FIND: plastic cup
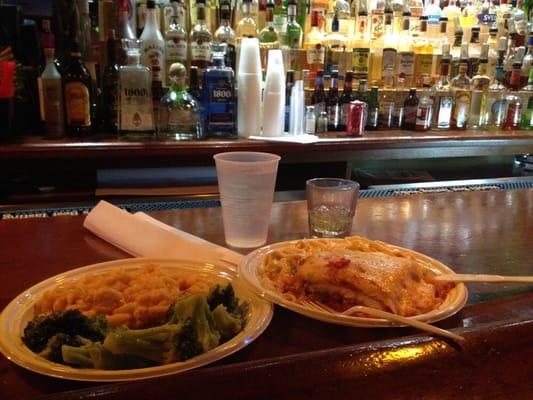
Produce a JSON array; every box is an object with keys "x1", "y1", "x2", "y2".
[
  {"x1": 306, "y1": 178, "x2": 360, "y2": 238},
  {"x1": 214, "y1": 152, "x2": 281, "y2": 248}
]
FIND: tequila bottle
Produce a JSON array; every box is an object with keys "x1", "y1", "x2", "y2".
[
  {"x1": 450, "y1": 61, "x2": 472, "y2": 130},
  {"x1": 432, "y1": 51, "x2": 453, "y2": 129},
  {"x1": 190, "y1": 0, "x2": 212, "y2": 77},
  {"x1": 484, "y1": 65, "x2": 508, "y2": 130},
  {"x1": 159, "y1": 62, "x2": 203, "y2": 139},
  {"x1": 165, "y1": 1, "x2": 188, "y2": 85},
  {"x1": 119, "y1": 43, "x2": 154, "y2": 136},
  {"x1": 214, "y1": 0, "x2": 237, "y2": 71},
  {"x1": 468, "y1": 44, "x2": 490, "y2": 128},
  {"x1": 202, "y1": 44, "x2": 236, "y2": 137}
]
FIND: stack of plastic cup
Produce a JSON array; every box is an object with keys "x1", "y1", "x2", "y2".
[
  {"x1": 237, "y1": 38, "x2": 262, "y2": 138},
  {"x1": 214, "y1": 152, "x2": 281, "y2": 248},
  {"x1": 262, "y1": 49, "x2": 285, "y2": 137}
]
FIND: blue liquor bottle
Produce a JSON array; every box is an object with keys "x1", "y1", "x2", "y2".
[{"x1": 202, "y1": 44, "x2": 236, "y2": 137}]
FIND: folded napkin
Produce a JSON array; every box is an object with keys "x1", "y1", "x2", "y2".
[{"x1": 83, "y1": 200, "x2": 243, "y2": 269}]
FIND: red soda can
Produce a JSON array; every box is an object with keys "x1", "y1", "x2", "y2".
[{"x1": 346, "y1": 100, "x2": 367, "y2": 137}]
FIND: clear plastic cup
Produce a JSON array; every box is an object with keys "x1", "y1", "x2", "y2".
[
  {"x1": 214, "y1": 152, "x2": 281, "y2": 248},
  {"x1": 306, "y1": 178, "x2": 360, "y2": 238}
]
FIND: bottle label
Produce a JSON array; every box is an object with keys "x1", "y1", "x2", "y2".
[
  {"x1": 416, "y1": 104, "x2": 432, "y2": 129},
  {"x1": 379, "y1": 101, "x2": 395, "y2": 127},
  {"x1": 370, "y1": 11, "x2": 384, "y2": 41},
  {"x1": 488, "y1": 98, "x2": 508, "y2": 126},
  {"x1": 42, "y1": 79, "x2": 64, "y2": 133},
  {"x1": 191, "y1": 40, "x2": 211, "y2": 62},
  {"x1": 64, "y1": 82, "x2": 91, "y2": 126},
  {"x1": 477, "y1": 12, "x2": 497, "y2": 25},
  {"x1": 382, "y1": 49, "x2": 397, "y2": 72},
  {"x1": 166, "y1": 37, "x2": 188, "y2": 62},
  {"x1": 505, "y1": 103, "x2": 524, "y2": 127},
  {"x1": 142, "y1": 42, "x2": 165, "y2": 83},
  {"x1": 414, "y1": 54, "x2": 433, "y2": 80},
  {"x1": 452, "y1": 90, "x2": 471, "y2": 128},
  {"x1": 397, "y1": 51, "x2": 415, "y2": 81},
  {"x1": 353, "y1": 48, "x2": 370, "y2": 76},
  {"x1": 307, "y1": 44, "x2": 325, "y2": 65},
  {"x1": 403, "y1": 105, "x2": 418, "y2": 125},
  {"x1": 367, "y1": 107, "x2": 379, "y2": 127},
  {"x1": 119, "y1": 85, "x2": 154, "y2": 131},
  {"x1": 273, "y1": 14, "x2": 287, "y2": 34},
  {"x1": 328, "y1": 104, "x2": 341, "y2": 127},
  {"x1": 436, "y1": 95, "x2": 453, "y2": 128}
]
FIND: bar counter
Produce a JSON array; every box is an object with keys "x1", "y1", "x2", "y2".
[{"x1": 1, "y1": 189, "x2": 533, "y2": 399}]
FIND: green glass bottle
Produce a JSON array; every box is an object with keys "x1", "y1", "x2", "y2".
[{"x1": 285, "y1": 0, "x2": 302, "y2": 49}]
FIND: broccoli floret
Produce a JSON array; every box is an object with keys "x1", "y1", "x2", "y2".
[
  {"x1": 38, "y1": 333, "x2": 83, "y2": 363},
  {"x1": 206, "y1": 284, "x2": 238, "y2": 313},
  {"x1": 103, "y1": 323, "x2": 184, "y2": 364},
  {"x1": 62, "y1": 337, "x2": 154, "y2": 370},
  {"x1": 22, "y1": 309, "x2": 108, "y2": 353},
  {"x1": 174, "y1": 319, "x2": 203, "y2": 361},
  {"x1": 211, "y1": 304, "x2": 244, "y2": 342},
  {"x1": 168, "y1": 294, "x2": 220, "y2": 353}
]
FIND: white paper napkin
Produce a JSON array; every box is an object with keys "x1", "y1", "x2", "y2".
[{"x1": 83, "y1": 200, "x2": 243, "y2": 269}]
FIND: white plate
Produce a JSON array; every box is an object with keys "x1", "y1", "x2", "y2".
[
  {"x1": 0, "y1": 258, "x2": 273, "y2": 382},
  {"x1": 239, "y1": 239, "x2": 468, "y2": 328}
]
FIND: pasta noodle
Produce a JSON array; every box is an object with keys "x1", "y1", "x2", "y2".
[
  {"x1": 34, "y1": 264, "x2": 214, "y2": 328},
  {"x1": 260, "y1": 236, "x2": 454, "y2": 317}
]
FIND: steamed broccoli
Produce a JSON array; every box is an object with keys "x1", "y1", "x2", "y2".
[
  {"x1": 211, "y1": 304, "x2": 244, "y2": 342},
  {"x1": 38, "y1": 333, "x2": 83, "y2": 363},
  {"x1": 62, "y1": 336, "x2": 154, "y2": 370},
  {"x1": 207, "y1": 284, "x2": 238, "y2": 313},
  {"x1": 22, "y1": 309, "x2": 108, "y2": 353}
]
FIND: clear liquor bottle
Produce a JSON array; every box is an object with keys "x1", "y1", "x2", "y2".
[
  {"x1": 237, "y1": 0, "x2": 259, "y2": 43},
  {"x1": 259, "y1": 0, "x2": 280, "y2": 67},
  {"x1": 190, "y1": 0, "x2": 213, "y2": 77},
  {"x1": 159, "y1": 62, "x2": 203, "y2": 139},
  {"x1": 432, "y1": 51, "x2": 453, "y2": 129},
  {"x1": 484, "y1": 65, "x2": 508, "y2": 130},
  {"x1": 468, "y1": 44, "x2": 491, "y2": 129},
  {"x1": 118, "y1": 42, "x2": 154, "y2": 136},
  {"x1": 140, "y1": 1, "x2": 165, "y2": 96},
  {"x1": 450, "y1": 61, "x2": 472, "y2": 130},
  {"x1": 503, "y1": 59, "x2": 525, "y2": 130},
  {"x1": 304, "y1": 11, "x2": 326, "y2": 74},
  {"x1": 415, "y1": 82, "x2": 433, "y2": 131},
  {"x1": 41, "y1": 46, "x2": 65, "y2": 137},
  {"x1": 214, "y1": 0, "x2": 237, "y2": 71},
  {"x1": 202, "y1": 44, "x2": 236, "y2": 137},
  {"x1": 165, "y1": 1, "x2": 188, "y2": 85}
]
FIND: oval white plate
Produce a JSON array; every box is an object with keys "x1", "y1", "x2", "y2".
[
  {"x1": 0, "y1": 258, "x2": 273, "y2": 382},
  {"x1": 239, "y1": 239, "x2": 468, "y2": 328}
]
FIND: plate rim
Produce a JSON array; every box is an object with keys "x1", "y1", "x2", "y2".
[
  {"x1": 0, "y1": 257, "x2": 273, "y2": 382},
  {"x1": 238, "y1": 238, "x2": 468, "y2": 328}
]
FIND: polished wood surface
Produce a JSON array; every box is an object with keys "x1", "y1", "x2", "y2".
[{"x1": 1, "y1": 190, "x2": 533, "y2": 399}]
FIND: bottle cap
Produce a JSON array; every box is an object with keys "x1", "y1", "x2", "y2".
[
  {"x1": 147, "y1": 0, "x2": 156, "y2": 9},
  {"x1": 498, "y1": 36, "x2": 508, "y2": 52}
]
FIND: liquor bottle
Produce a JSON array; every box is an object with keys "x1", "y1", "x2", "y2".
[
  {"x1": 311, "y1": 69, "x2": 327, "y2": 117},
  {"x1": 415, "y1": 83, "x2": 433, "y2": 131},
  {"x1": 450, "y1": 61, "x2": 472, "y2": 130},
  {"x1": 468, "y1": 44, "x2": 491, "y2": 129},
  {"x1": 118, "y1": 42, "x2": 154, "y2": 135},
  {"x1": 486, "y1": 26, "x2": 499, "y2": 79},
  {"x1": 505, "y1": 47, "x2": 526, "y2": 89},
  {"x1": 478, "y1": 0, "x2": 497, "y2": 41},
  {"x1": 237, "y1": 0, "x2": 259, "y2": 43},
  {"x1": 431, "y1": 16, "x2": 449, "y2": 79},
  {"x1": 41, "y1": 45, "x2": 65, "y2": 137},
  {"x1": 408, "y1": 0, "x2": 424, "y2": 38},
  {"x1": 103, "y1": 31, "x2": 120, "y2": 133},
  {"x1": 201, "y1": 43, "x2": 236, "y2": 137},
  {"x1": 165, "y1": 1, "x2": 188, "y2": 85},
  {"x1": 141, "y1": 0, "x2": 165, "y2": 114},
  {"x1": 370, "y1": 0, "x2": 385, "y2": 42},
  {"x1": 325, "y1": 12, "x2": 348, "y2": 74},
  {"x1": 401, "y1": 88, "x2": 418, "y2": 130},
  {"x1": 64, "y1": 41, "x2": 93, "y2": 136},
  {"x1": 259, "y1": 0, "x2": 280, "y2": 67},
  {"x1": 414, "y1": 16, "x2": 434, "y2": 87},
  {"x1": 484, "y1": 65, "x2": 508, "y2": 130},
  {"x1": 353, "y1": 0, "x2": 371, "y2": 80},
  {"x1": 339, "y1": 70, "x2": 355, "y2": 130},
  {"x1": 521, "y1": 32, "x2": 533, "y2": 87},
  {"x1": 327, "y1": 70, "x2": 342, "y2": 131},
  {"x1": 188, "y1": 66, "x2": 202, "y2": 101},
  {"x1": 118, "y1": 0, "x2": 137, "y2": 40},
  {"x1": 366, "y1": 86, "x2": 380, "y2": 130},
  {"x1": 396, "y1": 9, "x2": 415, "y2": 88},
  {"x1": 425, "y1": 0, "x2": 442, "y2": 40},
  {"x1": 381, "y1": 8, "x2": 397, "y2": 87},
  {"x1": 460, "y1": 0, "x2": 479, "y2": 42},
  {"x1": 432, "y1": 48, "x2": 453, "y2": 129},
  {"x1": 468, "y1": 26, "x2": 481, "y2": 76},
  {"x1": 503, "y1": 57, "x2": 525, "y2": 130},
  {"x1": 273, "y1": 0, "x2": 288, "y2": 44},
  {"x1": 190, "y1": 0, "x2": 212, "y2": 78},
  {"x1": 285, "y1": 0, "x2": 303, "y2": 49},
  {"x1": 214, "y1": 0, "x2": 237, "y2": 71},
  {"x1": 355, "y1": 78, "x2": 369, "y2": 104},
  {"x1": 441, "y1": 0, "x2": 461, "y2": 45},
  {"x1": 163, "y1": 0, "x2": 187, "y2": 35},
  {"x1": 520, "y1": 69, "x2": 533, "y2": 129},
  {"x1": 304, "y1": 11, "x2": 326, "y2": 74},
  {"x1": 379, "y1": 84, "x2": 396, "y2": 128},
  {"x1": 285, "y1": 69, "x2": 295, "y2": 131},
  {"x1": 159, "y1": 62, "x2": 203, "y2": 139},
  {"x1": 450, "y1": 24, "x2": 464, "y2": 77}
]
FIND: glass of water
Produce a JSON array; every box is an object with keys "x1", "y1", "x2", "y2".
[{"x1": 306, "y1": 178, "x2": 360, "y2": 238}]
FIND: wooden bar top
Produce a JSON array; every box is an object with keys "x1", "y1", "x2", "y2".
[
  {"x1": 1, "y1": 130, "x2": 532, "y2": 162},
  {"x1": 1, "y1": 189, "x2": 533, "y2": 399}
]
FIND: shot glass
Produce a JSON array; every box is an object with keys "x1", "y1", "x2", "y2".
[
  {"x1": 306, "y1": 178, "x2": 360, "y2": 238},
  {"x1": 214, "y1": 152, "x2": 281, "y2": 248}
]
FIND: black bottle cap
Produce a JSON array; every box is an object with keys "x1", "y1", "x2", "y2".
[{"x1": 147, "y1": 0, "x2": 156, "y2": 9}]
